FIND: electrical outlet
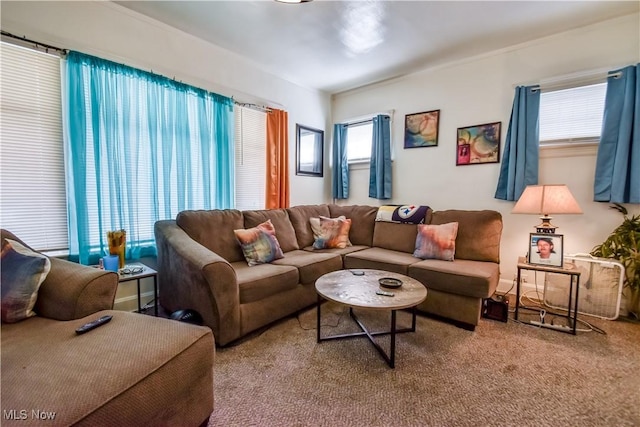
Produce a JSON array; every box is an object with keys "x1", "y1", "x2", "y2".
[{"x1": 521, "y1": 273, "x2": 528, "y2": 283}]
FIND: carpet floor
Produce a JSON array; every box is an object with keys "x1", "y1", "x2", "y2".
[{"x1": 207, "y1": 303, "x2": 640, "y2": 427}]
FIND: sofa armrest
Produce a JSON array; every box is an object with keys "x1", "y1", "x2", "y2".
[
  {"x1": 36, "y1": 257, "x2": 118, "y2": 320},
  {"x1": 155, "y1": 220, "x2": 240, "y2": 345}
]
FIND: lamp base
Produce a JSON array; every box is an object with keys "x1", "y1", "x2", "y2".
[{"x1": 535, "y1": 216, "x2": 557, "y2": 234}]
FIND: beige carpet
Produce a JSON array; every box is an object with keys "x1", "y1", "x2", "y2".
[{"x1": 207, "y1": 303, "x2": 640, "y2": 427}]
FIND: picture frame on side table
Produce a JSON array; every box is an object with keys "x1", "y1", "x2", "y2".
[
  {"x1": 456, "y1": 121, "x2": 501, "y2": 165},
  {"x1": 404, "y1": 110, "x2": 440, "y2": 148},
  {"x1": 528, "y1": 233, "x2": 564, "y2": 268}
]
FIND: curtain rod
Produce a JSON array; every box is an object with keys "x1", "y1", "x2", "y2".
[
  {"x1": 234, "y1": 101, "x2": 273, "y2": 113},
  {"x1": 520, "y1": 68, "x2": 624, "y2": 93},
  {"x1": 2, "y1": 31, "x2": 286, "y2": 112},
  {"x1": 1, "y1": 30, "x2": 68, "y2": 56}
]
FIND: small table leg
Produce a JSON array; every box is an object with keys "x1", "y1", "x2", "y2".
[
  {"x1": 316, "y1": 294, "x2": 322, "y2": 343},
  {"x1": 153, "y1": 275, "x2": 158, "y2": 317},
  {"x1": 137, "y1": 279, "x2": 142, "y2": 313}
]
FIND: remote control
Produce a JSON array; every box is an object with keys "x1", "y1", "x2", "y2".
[
  {"x1": 350, "y1": 270, "x2": 365, "y2": 276},
  {"x1": 75, "y1": 315, "x2": 113, "y2": 335},
  {"x1": 376, "y1": 290, "x2": 395, "y2": 297}
]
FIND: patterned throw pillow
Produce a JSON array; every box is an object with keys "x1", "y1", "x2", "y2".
[
  {"x1": 1, "y1": 238, "x2": 51, "y2": 323},
  {"x1": 310, "y1": 216, "x2": 352, "y2": 249},
  {"x1": 413, "y1": 222, "x2": 459, "y2": 261},
  {"x1": 234, "y1": 220, "x2": 284, "y2": 266},
  {"x1": 376, "y1": 205, "x2": 430, "y2": 224}
]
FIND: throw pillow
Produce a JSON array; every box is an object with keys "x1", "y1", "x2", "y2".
[
  {"x1": 376, "y1": 205, "x2": 430, "y2": 224},
  {"x1": 413, "y1": 222, "x2": 459, "y2": 261},
  {"x1": 1, "y1": 238, "x2": 51, "y2": 323},
  {"x1": 309, "y1": 216, "x2": 352, "y2": 249},
  {"x1": 234, "y1": 220, "x2": 284, "y2": 266}
]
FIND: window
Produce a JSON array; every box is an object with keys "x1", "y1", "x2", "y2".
[
  {"x1": 1, "y1": 41, "x2": 267, "y2": 257},
  {"x1": 539, "y1": 82, "x2": 607, "y2": 145},
  {"x1": 235, "y1": 106, "x2": 266, "y2": 210},
  {"x1": 0, "y1": 41, "x2": 68, "y2": 252},
  {"x1": 346, "y1": 120, "x2": 373, "y2": 163}
]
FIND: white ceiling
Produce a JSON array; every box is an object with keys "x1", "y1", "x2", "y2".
[{"x1": 115, "y1": 1, "x2": 639, "y2": 94}]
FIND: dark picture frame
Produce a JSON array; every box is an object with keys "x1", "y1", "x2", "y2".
[
  {"x1": 404, "y1": 110, "x2": 440, "y2": 148},
  {"x1": 456, "y1": 121, "x2": 501, "y2": 165},
  {"x1": 528, "y1": 233, "x2": 564, "y2": 268},
  {"x1": 296, "y1": 124, "x2": 324, "y2": 177}
]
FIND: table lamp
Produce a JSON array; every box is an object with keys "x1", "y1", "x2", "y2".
[{"x1": 512, "y1": 184, "x2": 583, "y2": 233}]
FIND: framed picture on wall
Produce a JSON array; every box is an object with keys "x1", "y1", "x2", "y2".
[
  {"x1": 296, "y1": 124, "x2": 324, "y2": 177},
  {"x1": 456, "y1": 121, "x2": 501, "y2": 165},
  {"x1": 404, "y1": 110, "x2": 440, "y2": 148},
  {"x1": 528, "y1": 233, "x2": 564, "y2": 268}
]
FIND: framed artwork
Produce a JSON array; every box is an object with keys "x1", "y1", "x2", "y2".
[
  {"x1": 404, "y1": 110, "x2": 440, "y2": 148},
  {"x1": 528, "y1": 233, "x2": 564, "y2": 268},
  {"x1": 296, "y1": 124, "x2": 324, "y2": 177},
  {"x1": 456, "y1": 121, "x2": 501, "y2": 165}
]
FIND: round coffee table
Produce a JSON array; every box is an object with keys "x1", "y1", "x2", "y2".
[{"x1": 315, "y1": 269, "x2": 427, "y2": 368}]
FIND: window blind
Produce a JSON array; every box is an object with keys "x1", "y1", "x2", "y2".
[
  {"x1": 346, "y1": 120, "x2": 373, "y2": 162},
  {"x1": 0, "y1": 42, "x2": 68, "y2": 251},
  {"x1": 235, "y1": 106, "x2": 266, "y2": 210},
  {"x1": 539, "y1": 83, "x2": 607, "y2": 144}
]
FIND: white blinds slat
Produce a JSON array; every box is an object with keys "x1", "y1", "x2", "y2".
[
  {"x1": 234, "y1": 106, "x2": 266, "y2": 211},
  {"x1": 0, "y1": 42, "x2": 68, "y2": 251},
  {"x1": 539, "y1": 83, "x2": 606, "y2": 143}
]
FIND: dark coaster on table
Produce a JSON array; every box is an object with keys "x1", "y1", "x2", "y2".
[{"x1": 379, "y1": 277, "x2": 403, "y2": 289}]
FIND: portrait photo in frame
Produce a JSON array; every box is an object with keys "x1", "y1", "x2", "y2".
[
  {"x1": 404, "y1": 110, "x2": 440, "y2": 148},
  {"x1": 528, "y1": 233, "x2": 564, "y2": 268},
  {"x1": 456, "y1": 121, "x2": 501, "y2": 165}
]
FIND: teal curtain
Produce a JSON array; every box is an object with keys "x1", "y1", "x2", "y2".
[
  {"x1": 594, "y1": 64, "x2": 640, "y2": 203},
  {"x1": 332, "y1": 123, "x2": 349, "y2": 199},
  {"x1": 369, "y1": 115, "x2": 392, "y2": 199},
  {"x1": 495, "y1": 86, "x2": 540, "y2": 201},
  {"x1": 64, "y1": 51, "x2": 234, "y2": 265}
]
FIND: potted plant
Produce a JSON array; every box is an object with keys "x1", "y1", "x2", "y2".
[{"x1": 591, "y1": 204, "x2": 640, "y2": 319}]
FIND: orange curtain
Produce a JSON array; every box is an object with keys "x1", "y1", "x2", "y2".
[{"x1": 265, "y1": 108, "x2": 290, "y2": 209}]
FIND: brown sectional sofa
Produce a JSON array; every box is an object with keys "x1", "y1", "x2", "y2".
[
  {"x1": 155, "y1": 204, "x2": 503, "y2": 346},
  {"x1": 1, "y1": 229, "x2": 214, "y2": 427}
]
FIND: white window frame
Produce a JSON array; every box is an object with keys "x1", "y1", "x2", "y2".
[
  {"x1": 346, "y1": 119, "x2": 374, "y2": 165},
  {"x1": 538, "y1": 78, "x2": 607, "y2": 154}
]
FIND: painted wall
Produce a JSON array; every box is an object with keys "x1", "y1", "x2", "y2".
[
  {"x1": 0, "y1": 0, "x2": 332, "y2": 206},
  {"x1": 332, "y1": 13, "x2": 640, "y2": 295}
]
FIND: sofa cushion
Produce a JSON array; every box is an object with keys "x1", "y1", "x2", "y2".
[
  {"x1": 287, "y1": 205, "x2": 331, "y2": 248},
  {"x1": 310, "y1": 216, "x2": 352, "y2": 249},
  {"x1": 273, "y1": 250, "x2": 343, "y2": 285},
  {"x1": 373, "y1": 222, "x2": 418, "y2": 253},
  {"x1": 408, "y1": 259, "x2": 500, "y2": 298},
  {"x1": 430, "y1": 210, "x2": 502, "y2": 263},
  {"x1": 344, "y1": 247, "x2": 419, "y2": 275},
  {"x1": 176, "y1": 209, "x2": 245, "y2": 263},
  {"x1": 234, "y1": 220, "x2": 285, "y2": 266},
  {"x1": 232, "y1": 261, "x2": 300, "y2": 304},
  {"x1": 1, "y1": 238, "x2": 51, "y2": 323},
  {"x1": 243, "y1": 209, "x2": 299, "y2": 253},
  {"x1": 1, "y1": 311, "x2": 214, "y2": 426},
  {"x1": 303, "y1": 245, "x2": 369, "y2": 257},
  {"x1": 328, "y1": 204, "x2": 378, "y2": 246},
  {"x1": 413, "y1": 222, "x2": 459, "y2": 261}
]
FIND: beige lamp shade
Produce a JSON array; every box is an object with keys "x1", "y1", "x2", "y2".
[{"x1": 512, "y1": 184, "x2": 582, "y2": 232}]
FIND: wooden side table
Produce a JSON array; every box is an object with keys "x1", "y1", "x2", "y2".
[
  {"x1": 515, "y1": 256, "x2": 581, "y2": 334},
  {"x1": 118, "y1": 263, "x2": 158, "y2": 316}
]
